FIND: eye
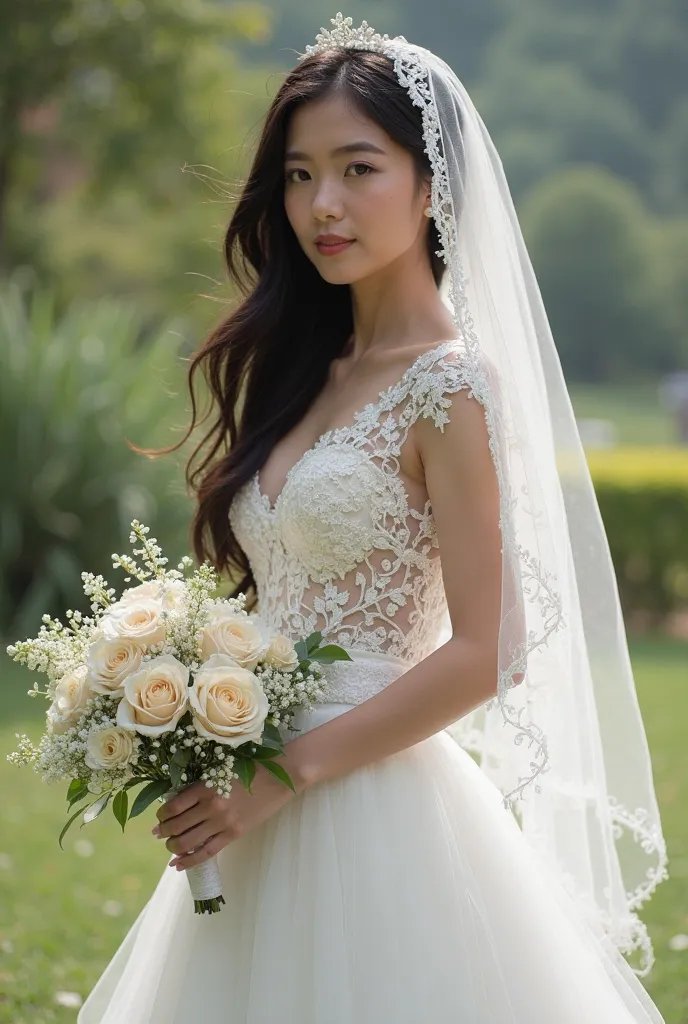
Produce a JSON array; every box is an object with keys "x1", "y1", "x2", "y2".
[
  {"x1": 284, "y1": 168, "x2": 310, "y2": 183},
  {"x1": 346, "y1": 162, "x2": 374, "y2": 177}
]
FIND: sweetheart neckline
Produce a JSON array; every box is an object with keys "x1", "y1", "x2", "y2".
[{"x1": 254, "y1": 338, "x2": 460, "y2": 515}]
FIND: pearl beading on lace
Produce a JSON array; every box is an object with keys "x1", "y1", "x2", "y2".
[{"x1": 300, "y1": 12, "x2": 406, "y2": 60}]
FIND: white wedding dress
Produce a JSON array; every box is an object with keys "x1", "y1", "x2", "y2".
[{"x1": 79, "y1": 340, "x2": 666, "y2": 1023}]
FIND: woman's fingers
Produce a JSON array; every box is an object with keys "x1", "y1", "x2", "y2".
[
  {"x1": 164, "y1": 820, "x2": 220, "y2": 856},
  {"x1": 155, "y1": 781, "x2": 205, "y2": 822},
  {"x1": 153, "y1": 803, "x2": 207, "y2": 840},
  {"x1": 169, "y1": 832, "x2": 226, "y2": 870}
]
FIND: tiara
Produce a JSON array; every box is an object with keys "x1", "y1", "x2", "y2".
[{"x1": 300, "y1": 11, "x2": 406, "y2": 60}]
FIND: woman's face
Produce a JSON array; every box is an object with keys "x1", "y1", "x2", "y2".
[{"x1": 283, "y1": 91, "x2": 430, "y2": 285}]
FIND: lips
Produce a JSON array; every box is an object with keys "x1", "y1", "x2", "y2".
[{"x1": 315, "y1": 235, "x2": 355, "y2": 256}]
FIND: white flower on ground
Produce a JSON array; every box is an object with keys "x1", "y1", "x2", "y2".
[
  {"x1": 116, "y1": 654, "x2": 189, "y2": 735},
  {"x1": 200, "y1": 607, "x2": 270, "y2": 669},
  {"x1": 87, "y1": 635, "x2": 144, "y2": 695},
  {"x1": 85, "y1": 726, "x2": 136, "y2": 770},
  {"x1": 100, "y1": 598, "x2": 166, "y2": 649},
  {"x1": 263, "y1": 633, "x2": 300, "y2": 672},
  {"x1": 54, "y1": 991, "x2": 83, "y2": 1009},
  {"x1": 190, "y1": 654, "x2": 268, "y2": 746},
  {"x1": 47, "y1": 665, "x2": 92, "y2": 734}
]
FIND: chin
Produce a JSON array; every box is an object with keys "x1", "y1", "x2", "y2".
[
  {"x1": 314, "y1": 258, "x2": 379, "y2": 287},
  {"x1": 314, "y1": 264, "x2": 357, "y2": 285}
]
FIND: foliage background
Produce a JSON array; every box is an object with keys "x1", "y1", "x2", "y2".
[{"x1": 1, "y1": 0, "x2": 687, "y2": 1020}]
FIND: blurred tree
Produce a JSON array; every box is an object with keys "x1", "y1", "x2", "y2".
[
  {"x1": 493, "y1": 0, "x2": 688, "y2": 213},
  {"x1": 242, "y1": 0, "x2": 504, "y2": 85},
  {"x1": 474, "y1": 56, "x2": 652, "y2": 201},
  {"x1": 10, "y1": 53, "x2": 275, "y2": 332},
  {"x1": 0, "y1": 0, "x2": 270, "y2": 272},
  {"x1": 520, "y1": 167, "x2": 679, "y2": 382},
  {"x1": 650, "y1": 218, "x2": 688, "y2": 369}
]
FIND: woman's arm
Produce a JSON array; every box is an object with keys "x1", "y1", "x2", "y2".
[
  {"x1": 158, "y1": 386, "x2": 505, "y2": 869},
  {"x1": 283, "y1": 386, "x2": 504, "y2": 792}
]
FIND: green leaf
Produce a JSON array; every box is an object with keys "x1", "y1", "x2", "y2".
[
  {"x1": 305, "y1": 630, "x2": 323, "y2": 653},
  {"x1": 67, "y1": 779, "x2": 89, "y2": 806},
  {"x1": 171, "y1": 746, "x2": 192, "y2": 767},
  {"x1": 129, "y1": 779, "x2": 170, "y2": 819},
  {"x1": 262, "y1": 719, "x2": 283, "y2": 745},
  {"x1": 251, "y1": 744, "x2": 283, "y2": 760},
  {"x1": 112, "y1": 789, "x2": 129, "y2": 832},
  {"x1": 306, "y1": 644, "x2": 353, "y2": 664},
  {"x1": 82, "y1": 791, "x2": 111, "y2": 825},
  {"x1": 233, "y1": 757, "x2": 256, "y2": 793},
  {"x1": 58, "y1": 804, "x2": 89, "y2": 850},
  {"x1": 293, "y1": 640, "x2": 308, "y2": 663},
  {"x1": 260, "y1": 759, "x2": 296, "y2": 792},
  {"x1": 169, "y1": 759, "x2": 184, "y2": 790},
  {"x1": 256, "y1": 735, "x2": 282, "y2": 751}
]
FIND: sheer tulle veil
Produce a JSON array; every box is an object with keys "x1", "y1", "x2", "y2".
[{"x1": 299, "y1": 13, "x2": 668, "y2": 976}]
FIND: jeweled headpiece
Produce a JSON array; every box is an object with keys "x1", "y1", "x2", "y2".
[{"x1": 299, "y1": 11, "x2": 406, "y2": 60}]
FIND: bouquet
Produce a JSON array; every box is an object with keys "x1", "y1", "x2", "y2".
[{"x1": 7, "y1": 520, "x2": 352, "y2": 913}]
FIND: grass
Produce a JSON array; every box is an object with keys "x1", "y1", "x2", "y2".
[
  {"x1": 1, "y1": 639, "x2": 687, "y2": 1022},
  {"x1": 568, "y1": 381, "x2": 679, "y2": 446}
]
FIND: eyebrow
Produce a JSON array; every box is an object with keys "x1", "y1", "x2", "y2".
[{"x1": 284, "y1": 140, "x2": 387, "y2": 161}]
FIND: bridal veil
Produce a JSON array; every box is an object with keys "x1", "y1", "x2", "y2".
[{"x1": 299, "y1": 13, "x2": 668, "y2": 977}]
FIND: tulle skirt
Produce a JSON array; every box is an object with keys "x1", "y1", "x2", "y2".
[{"x1": 78, "y1": 652, "x2": 665, "y2": 1023}]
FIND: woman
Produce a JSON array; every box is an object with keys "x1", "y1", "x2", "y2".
[{"x1": 79, "y1": 14, "x2": 669, "y2": 1023}]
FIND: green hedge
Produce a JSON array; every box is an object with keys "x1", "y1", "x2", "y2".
[{"x1": 587, "y1": 448, "x2": 688, "y2": 625}]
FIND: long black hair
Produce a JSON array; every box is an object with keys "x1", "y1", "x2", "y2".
[{"x1": 168, "y1": 48, "x2": 447, "y2": 602}]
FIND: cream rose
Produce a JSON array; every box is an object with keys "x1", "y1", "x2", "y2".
[
  {"x1": 116, "y1": 654, "x2": 189, "y2": 736},
  {"x1": 263, "y1": 633, "x2": 300, "y2": 672},
  {"x1": 47, "y1": 665, "x2": 92, "y2": 734},
  {"x1": 101, "y1": 598, "x2": 166, "y2": 650},
  {"x1": 87, "y1": 635, "x2": 144, "y2": 695},
  {"x1": 120, "y1": 579, "x2": 185, "y2": 613},
  {"x1": 85, "y1": 727, "x2": 136, "y2": 770},
  {"x1": 189, "y1": 654, "x2": 269, "y2": 746},
  {"x1": 200, "y1": 608, "x2": 269, "y2": 670}
]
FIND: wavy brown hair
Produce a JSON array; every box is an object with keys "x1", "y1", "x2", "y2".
[{"x1": 161, "y1": 49, "x2": 448, "y2": 604}]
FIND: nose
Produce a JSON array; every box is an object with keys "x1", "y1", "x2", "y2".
[{"x1": 311, "y1": 176, "x2": 344, "y2": 222}]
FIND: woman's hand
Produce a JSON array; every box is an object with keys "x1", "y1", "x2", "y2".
[{"x1": 152, "y1": 761, "x2": 302, "y2": 871}]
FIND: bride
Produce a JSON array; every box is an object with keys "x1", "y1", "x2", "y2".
[{"x1": 79, "y1": 13, "x2": 669, "y2": 1023}]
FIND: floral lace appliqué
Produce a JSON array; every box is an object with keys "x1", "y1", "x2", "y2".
[{"x1": 230, "y1": 340, "x2": 473, "y2": 674}]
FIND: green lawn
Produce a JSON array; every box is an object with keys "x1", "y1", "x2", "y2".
[
  {"x1": 568, "y1": 381, "x2": 679, "y2": 446},
  {"x1": 1, "y1": 639, "x2": 687, "y2": 1023}
]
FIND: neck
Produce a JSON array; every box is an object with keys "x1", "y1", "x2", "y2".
[{"x1": 347, "y1": 243, "x2": 455, "y2": 361}]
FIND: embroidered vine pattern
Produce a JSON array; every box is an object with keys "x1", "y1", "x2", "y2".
[{"x1": 231, "y1": 341, "x2": 468, "y2": 674}]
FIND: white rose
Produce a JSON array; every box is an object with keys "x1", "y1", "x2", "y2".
[
  {"x1": 200, "y1": 608, "x2": 269, "y2": 670},
  {"x1": 87, "y1": 635, "x2": 144, "y2": 695},
  {"x1": 116, "y1": 654, "x2": 189, "y2": 736},
  {"x1": 120, "y1": 579, "x2": 185, "y2": 613},
  {"x1": 47, "y1": 665, "x2": 92, "y2": 734},
  {"x1": 101, "y1": 598, "x2": 166, "y2": 650},
  {"x1": 263, "y1": 634, "x2": 299, "y2": 672},
  {"x1": 85, "y1": 727, "x2": 135, "y2": 770},
  {"x1": 189, "y1": 654, "x2": 269, "y2": 747}
]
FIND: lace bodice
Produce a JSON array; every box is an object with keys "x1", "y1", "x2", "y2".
[{"x1": 229, "y1": 339, "x2": 475, "y2": 700}]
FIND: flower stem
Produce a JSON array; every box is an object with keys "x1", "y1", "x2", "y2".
[{"x1": 194, "y1": 896, "x2": 226, "y2": 914}]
